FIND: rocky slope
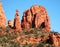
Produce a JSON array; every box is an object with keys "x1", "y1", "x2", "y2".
[{"x1": 0, "y1": 27, "x2": 60, "y2": 47}]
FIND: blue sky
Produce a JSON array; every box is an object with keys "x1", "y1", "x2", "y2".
[{"x1": 1, "y1": 0, "x2": 60, "y2": 33}]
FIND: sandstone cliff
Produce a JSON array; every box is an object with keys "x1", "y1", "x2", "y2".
[{"x1": 21, "y1": 5, "x2": 50, "y2": 32}]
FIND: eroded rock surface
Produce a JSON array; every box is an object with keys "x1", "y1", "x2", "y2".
[
  {"x1": 50, "y1": 34, "x2": 59, "y2": 47},
  {"x1": 0, "y1": 2, "x2": 6, "y2": 28},
  {"x1": 21, "y1": 5, "x2": 50, "y2": 32},
  {"x1": 14, "y1": 9, "x2": 22, "y2": 31}
]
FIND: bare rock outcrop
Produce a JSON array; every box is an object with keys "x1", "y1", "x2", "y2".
[
  {"x1": 21, "y1": 5, "x2": 50, "y2": 32},
  {"x1": 21, "y1": 9, "x2": 32, "y2": 30},
  {"x1": 8, "y1": 20, "x2": 14, "y2": 27},
  {"x1": 50, "y1": 34, "x2": 59, "y2": 47},
  {"x1": 54, "y1": 33, "x2": 60, "y2": 46},
  {"x1": 0, "y1": 2, "x2": 6, "y2": 28},
  {"x1": 14, "y1": 9, "x2": 22, "y2": 31}
]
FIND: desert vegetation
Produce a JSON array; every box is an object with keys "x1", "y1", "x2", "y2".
[{"x1": 0, "y1": 26, "x2": 58, "y2": 47}]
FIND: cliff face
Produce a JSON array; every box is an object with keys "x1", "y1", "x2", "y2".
[
  {"x1": 0, "y1": 2, "x2": 6, "y2": 28},
  {"x1": 14, "y1": 9, "x2": 22, "y2": 31},
  {"x1": 21, "y1": 5, "x2": 50, "y2": 32}
]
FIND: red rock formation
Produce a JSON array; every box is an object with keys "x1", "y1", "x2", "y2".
[
  {"x1": 14, "y1": 9, "x2": 22, "y2": 31},
  {"x1": 55, "y1": 33, "x2": 60, "y2": 46},
  {"x1": 21, "y1": 9, "x2": 32, "y2": 29},
  {"x1": 0, "y1": 2, "x2": 6, "y2": 28},
  {"x1": 21, "y1": 5, "x2": 50, "y2": 32},
  {"x1": 50, "y1": 34, "x2": 59, "y2": 47},
  {"x1": 8, "y1": 20, "x2": 14, "y2": 27}
]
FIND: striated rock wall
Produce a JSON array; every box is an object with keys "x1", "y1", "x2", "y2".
[
  {"x1": 21, "y1": 5, "x2": 50, "y2": 32},
  {"x1": 21, "y1": 9, "x2": 32, "y2": 29}
]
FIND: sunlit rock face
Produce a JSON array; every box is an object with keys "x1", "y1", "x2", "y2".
[
  {"x1": 14, "y1": 9, "x2": 22, "y2": 31},
  {"x1": 21, "y1": 5, "x2": 50, "y2": 32},
  {"x1": 0, "y1": 2, "x2": 6, "y2": 28},
  {"x1": 21, "y1": 9, "x2": 32, "y2": 30}
]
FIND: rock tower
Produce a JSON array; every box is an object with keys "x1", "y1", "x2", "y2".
[
  {"x1": 14, "y1": 9, "x2": 22, "y2": 31},
  {"x1": 0, "y1": 2, "x2": 6, "y2": 28}
]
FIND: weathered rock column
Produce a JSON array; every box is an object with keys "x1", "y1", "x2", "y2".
[
  {"x1": 14, "y1": 9, "x2": 22, "y2": 31},
  {"x1": 0, "y1": 2, "x2": 6, "y2": 28}
]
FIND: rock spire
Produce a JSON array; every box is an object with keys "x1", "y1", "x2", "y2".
[
  {"x1": 14, "y1": 9, "x2": 22, "y2": 31},
  {"x1": 0, "y1": 2, "x2": 6, "y2": 28}
]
